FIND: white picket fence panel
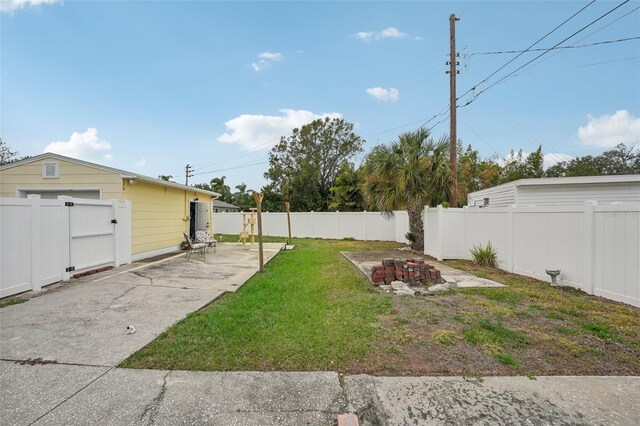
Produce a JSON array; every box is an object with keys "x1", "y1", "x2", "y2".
[
  {"x1": 0, "y1": 195, "x2": 132, "y2": 298},
  {"x1": 423, "y1": 202, "x2": 640, "y2": 307},
  {"x1": 213, "y1": 211, "x2": 410, "y2": 243}
]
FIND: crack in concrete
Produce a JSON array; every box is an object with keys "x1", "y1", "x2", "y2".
[
  {"x1": 131, "y1": 271, "x2": 154, "y2": 286},
  {"x1": 0, "y1": 358, "x2": 112, "y2": 368},
  {"x1": 139, "y1": 370, "x2": 171, "y2": 425},
  {"x1": 102, "y1": 285, "x2": 139, "y2": 313},
  {"x1": 27, "y1": 366, "x2": 114, "y2": 426}
]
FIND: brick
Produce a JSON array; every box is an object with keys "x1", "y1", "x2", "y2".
[{"x1": 338, "y1": 414, "x2": 360, "y2": 426}]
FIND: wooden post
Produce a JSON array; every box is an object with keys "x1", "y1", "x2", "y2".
[
  {"x1": 253, "y1": 192, "x2": 265, "y2": 272},
  {"x1": 285, "y1": 201, "x2": 292, "y2": 245}
]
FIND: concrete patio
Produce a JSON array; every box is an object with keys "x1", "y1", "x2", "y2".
[{"x1": 0, "y1": 242, "x2": 284, "y2": 366}]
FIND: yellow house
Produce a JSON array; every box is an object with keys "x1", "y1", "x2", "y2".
[{"x1": 0, "y1": 153, "x2": 219, "y2": 261}]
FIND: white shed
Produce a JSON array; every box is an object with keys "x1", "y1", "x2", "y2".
[{"x1": 467, "y1": 175, "x2": 640, "y2": 207}]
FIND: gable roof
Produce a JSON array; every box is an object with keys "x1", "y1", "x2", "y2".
[
  {"x1": 213, "y1": 199, "x2": 240, "y2": 209},
  {"x1": 0, "y1": 153, "x2": 220, "y2": 197}
]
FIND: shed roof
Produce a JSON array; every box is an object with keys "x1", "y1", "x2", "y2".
[
  {"x1": 0, "y1": 153, "x2": 220, "y2": 197},
  {"x1": 212, "y1": 199, "x2": 240, "y2": 209},
  {"x1": 469, "y1": 174, "x2": 640, "y2": 197}
]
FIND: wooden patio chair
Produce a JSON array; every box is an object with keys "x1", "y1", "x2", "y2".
[
  {"x1": 195, "y1": 230, "x2": 217, "y2": 253},
  {"x1": 183, "y1": 232, "x2": 207, "y2": 261}
]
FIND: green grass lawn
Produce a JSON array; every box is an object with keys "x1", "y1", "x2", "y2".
[
  {"x1": 121, "y1": 237, "x2": 400, "y2": 371},
  {"x1": 121, "y1": 237, "x2": 640, "y2": 376}
]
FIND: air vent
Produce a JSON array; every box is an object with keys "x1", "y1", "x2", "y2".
[{"x1": 42, "y1": 162, "x2": 59, "y2": 179}]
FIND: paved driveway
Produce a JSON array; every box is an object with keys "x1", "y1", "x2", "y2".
[{"x1": 0, "y1": 243, "x2": 283, "y2": 367}]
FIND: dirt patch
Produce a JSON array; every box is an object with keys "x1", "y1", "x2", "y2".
[{"x1": 341, "y1": 259, "x2": 640, "y2": 377}]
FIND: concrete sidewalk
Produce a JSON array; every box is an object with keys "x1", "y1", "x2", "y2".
[{"x1": 2, "y1": 362, "x2": 638, "y2": 425}]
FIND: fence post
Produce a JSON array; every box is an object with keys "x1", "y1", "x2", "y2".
[
  {"x1": 335, "y1": 210, "x2": 339, "y2": 239},
  {"x1": 59, "y1": 196, "x2": 72, "y2": 281},
  {"x1": 363, "y1": 211, "x2": 368, "y2": 241},
  {"x1": 436, "y1": 205, "x2": 444, "y2": 261},
  {"x1": 27, "y1": 195, "x2": 42, "y2": 292},
  {"x1": 583, "y1": 201, "x2": 597, "y2": 294},
  {"x1": 508, "y1": 205, "x2": 515, "y2": 272},
  {"x1": 110, "y1": 199, "x2": 120, "y2": 267},
  {"x1": 423, "y1": 206, "x2": 428, "y2": 254},
  {"x1": 310, "y1": 211, "x2": 315, "y2": 238}
]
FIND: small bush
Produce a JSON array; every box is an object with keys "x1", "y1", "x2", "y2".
[
  {"x1": 470, "y1": 242, "x2": 498, "y2": 268},
  {"x1": 405, "y1": 232, "x2": 417, "y2": 245}
]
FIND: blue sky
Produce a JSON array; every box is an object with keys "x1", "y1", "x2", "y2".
[{"x1": 2, "y1": 0, "x2": 639, "y2": 190}]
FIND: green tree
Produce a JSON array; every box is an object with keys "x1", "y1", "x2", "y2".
[
  {"x1": 232, "y1": 183, "x2": 254, "y2": 211},
  {"x1": 265, "y1": 117, "x2": 365, "y2": 211},
  {"x1": 260, "y1": 183, "x2": 285, "y2": 212},
  {"x1": 501, "y1": 145, "x2": 544, "y2": 183},
  {"x1": 158, "y1": 175, "x2": 173, "y2": 181},
  {"x1": 329, "y1": 162, "x2": 366, "y2": 211},
  {"x1": 0, "y1": 139, "x2": 24, "y2": 165},
  {"x1": 363, "y1": 128, "x2": 449, "y2": 251},
  {"x1": 545, "y1": 144, "x2": 639, "y2": 177},
  {"x1": 209, "y1": 176, "x2": 233, "y2": 202}
]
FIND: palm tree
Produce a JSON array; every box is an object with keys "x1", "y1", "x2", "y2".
[
  {"x1": 158, "y1": 175, "x2": 173, "y2": 181},
  {"x1": 363, "y1": 128, "x2": 450, "y2": 251},
  {"x1": 210, "y1": 176, "x2": 232, "y2": 201}
]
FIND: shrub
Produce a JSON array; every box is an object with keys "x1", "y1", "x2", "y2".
[{"x1": 470, "y1": 242, "x2": 498, "y2": 268}]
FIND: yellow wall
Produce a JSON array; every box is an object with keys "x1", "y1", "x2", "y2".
[
  {"x1": 0, "y1": 158, "x2": 122, "y2": 198},
  {"x1": 123, "y1": 180, "x2": 213, "y2": 255}
]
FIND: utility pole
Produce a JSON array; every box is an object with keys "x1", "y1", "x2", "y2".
[
  {"x1": 185, "y1": 164, "x2": 193, "y2": 185},
  {"x1": 447, "y1": 13, "x2": 460, "y2": 207}
]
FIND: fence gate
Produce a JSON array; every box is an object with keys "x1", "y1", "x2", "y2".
[{"x1": 67, "y1": 199, "x2": 116, "y2": 274}]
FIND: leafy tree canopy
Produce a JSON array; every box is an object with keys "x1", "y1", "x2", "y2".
[{"x1": 265, "y1": 117, "x2": 365, "y2": 212}]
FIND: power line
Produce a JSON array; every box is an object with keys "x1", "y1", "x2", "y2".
[
  {"x1": 465, "y1": 36, "x2": 640, "y2": 56},
  {"x1": 191, "y1": 159, "x2": 270, "y2": 177},
  {"x1": 512, "y1": 55, "x2": 640, "y2": 76},
  {"x1": 457, "y1": 0, "x2": 597, "y2": 102},
  {"x1": 460, "y1": 0, "x2": 632, "y2": 108},
  {"x1": 516, "y1": 4, "x2": 640, "y2": 74}
]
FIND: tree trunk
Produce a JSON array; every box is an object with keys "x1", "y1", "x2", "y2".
[{"x1": 407, "y1": 206, "x2": 424, "y2": 252}]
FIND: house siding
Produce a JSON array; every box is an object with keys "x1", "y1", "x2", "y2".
[
  {"x1": 467, "y1": 183, "x2": 516, "y2": 207},
  {"x1": 123, "y1": 180, "x2": 213, "y2": 255},
  {"x1": 0, "y1": 159, "x2": 122, "y2": 199},
  {"x1": 516, "y1": 182, "x2": 640, "y2": 206}
]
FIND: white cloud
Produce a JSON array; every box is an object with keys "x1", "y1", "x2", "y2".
[
  {"x1": 578, "y1": 110, "x2": 640, "y2": 148},
  {"x1": 258, "y1": 52, "x2": 283, "y2": 61},
  {"x1": 0, "y1": 0, "x2": 60, "y2": 13},
  {"x1": 218, "y1": 109, "x2": 342, "y2": 151},
  {"x1": 355, "y1": 27, "x2": 411, "y2": 42},
  {"x1": 251, "y1": 51, "x2": 283, "y2": 72},
  {"x1": 135, "y1": 158, "x2": 146, "y2": 168},
  {"x1": 366, "y1": 87, "x2": 399, "y2": 102},
  {"x1": 44, "y1": 128, "x2": 113, "y2": 163}
]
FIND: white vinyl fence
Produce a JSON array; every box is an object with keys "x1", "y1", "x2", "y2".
[
  {"x1": 424, "y1": 202, "x2": 640, "y2": 307},
  {"x1": 0, "y1": 195, "x2": 132, "y2": 298},
  {"x1": 213, "y1": 211, "x2": 410, "y2": 243}
]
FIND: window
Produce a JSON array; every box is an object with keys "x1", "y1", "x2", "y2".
[{"x1": 42, "y1": 162, "x2": 59, "y2": 178}]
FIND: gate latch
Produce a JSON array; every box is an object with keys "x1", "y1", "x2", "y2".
[
  {"x1": 111, "y1": 219, "x2": 118, "y2": 224},
  {"x1": 65, "y1": 202, "x2": 74, "y2": 207}
]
